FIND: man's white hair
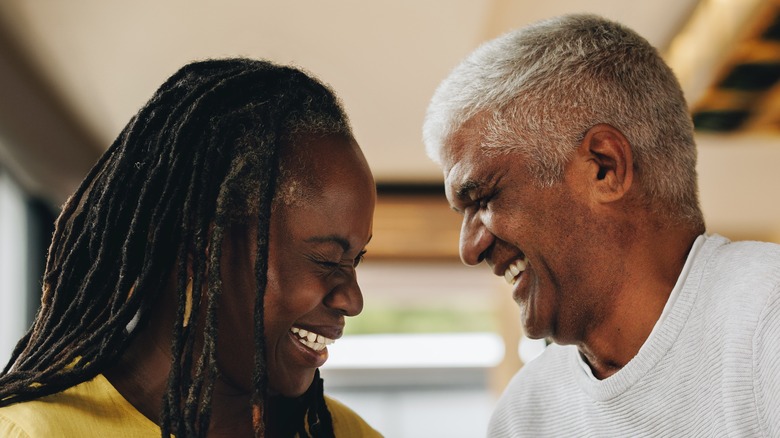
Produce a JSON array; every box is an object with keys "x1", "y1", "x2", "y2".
[{"x1": 423, "y1": 13, "x2": 702, "y2": 226}]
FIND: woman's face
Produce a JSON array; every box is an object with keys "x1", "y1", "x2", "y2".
[{"x1": 217, "y1": 134, "x2": 375, "y2": 398}]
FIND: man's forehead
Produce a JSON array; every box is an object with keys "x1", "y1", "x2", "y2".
[
  {"x1": 442, "y1": 142, "x2": 485, "y2": 204},
  {"x1": 441, "y1": 120, "x2": 483, "y2": 171},
  {"x1": 442, "y1": 112, "x2": 501, "y2": 194},
  {"x1": 442, "y1": 140, "x2": 470, "y2": 185}
]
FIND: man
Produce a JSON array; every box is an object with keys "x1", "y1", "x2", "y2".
[{"x1": 423, "y1": 13, "x2": 780, "y2": 437}]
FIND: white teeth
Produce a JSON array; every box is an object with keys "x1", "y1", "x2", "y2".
[
  {"x1": 302, "y1": 339, "x2": 327, "y2": 351},
  {"x1": 290, "y1": 326, "x2": 335, "y2": 352},
  {"x1": 296, "y1": 328, "x2": 309, "y2": 338},
  {"x1": 503, "y1": 258, "x2": 527, "y2": 285},
  {"x1": 504, "y1": 269, "x2": 514, "y2": 284}
]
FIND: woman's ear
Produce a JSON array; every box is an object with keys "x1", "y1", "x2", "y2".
[{"x1": 578, "y1": 123, "x2": 634, "y2": 203}]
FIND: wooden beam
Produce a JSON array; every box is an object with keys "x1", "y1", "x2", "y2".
[{"x1": 370, "y1": 192, "x2": 462, "y2": 260}]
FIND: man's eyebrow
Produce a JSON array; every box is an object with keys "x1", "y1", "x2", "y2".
[{"x1": 455, "y1": 180, "x2": 481, "y2": 201}]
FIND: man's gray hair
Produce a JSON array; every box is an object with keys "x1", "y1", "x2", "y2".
[{"x1": 423, "y1": 13, "x2": 702, "y2": 226}]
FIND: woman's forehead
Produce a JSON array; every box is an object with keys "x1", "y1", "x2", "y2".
[{"x1": 276, "y1": 134, "x2": 370, "y2": 201}]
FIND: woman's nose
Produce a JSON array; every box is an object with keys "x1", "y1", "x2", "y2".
[{"x1": 324, "y1": 275, "x2": 364, "y2": 317}]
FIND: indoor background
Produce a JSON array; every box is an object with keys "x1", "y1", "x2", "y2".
[{"x1": 1, "y1": 1, "x2": 779, "y2": 436}]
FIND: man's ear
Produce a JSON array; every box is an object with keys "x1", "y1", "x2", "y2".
[{"x1": 578, "y1": 123, "x2": 634, "y2": 203}]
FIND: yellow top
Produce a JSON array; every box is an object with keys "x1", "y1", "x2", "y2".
[{"x1": 0, "y1": 374, "x2": 382, "y2": 437}]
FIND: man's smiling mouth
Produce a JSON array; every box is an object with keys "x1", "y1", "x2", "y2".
[
  {"x1": 503, "y1": 257, "x2": 527, "y2": 285},
  {"x1": 290, "y1": 327, "x2": 335, "y2": 352}
]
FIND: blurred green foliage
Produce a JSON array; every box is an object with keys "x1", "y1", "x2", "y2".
[{"x1": 345, "y1": 306, "x2": 496, "y2": 335}]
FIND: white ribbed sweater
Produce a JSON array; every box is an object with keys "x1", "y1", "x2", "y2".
[{"x1": 488, "y1": 234, "x2": 780, "y2": 437}]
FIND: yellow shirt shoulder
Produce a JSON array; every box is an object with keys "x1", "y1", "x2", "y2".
[
  {"x1": 0, "y1": 375, "x2": 160, "y2": 437},
  {"x1": 0, "y1": 375, "x2": 382, "y2": 437},
  {"x1": 325, "y1": 395, "x2": 383, "y2": 437}
]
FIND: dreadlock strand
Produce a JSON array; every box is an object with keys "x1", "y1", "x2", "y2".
[
  {"x1": 193, "y1": 219, "x2": 228, "y2": 437},
  {"x1": 161, "y1": 227, "x2": 199, "y2": 437},
  {"x1": 250, "y1": 130, "x2": 280, "y2": 438}
]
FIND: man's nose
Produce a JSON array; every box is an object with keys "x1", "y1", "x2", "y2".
[{"x1": 459, "y1": 211, "x2": 493, "y2": 266}]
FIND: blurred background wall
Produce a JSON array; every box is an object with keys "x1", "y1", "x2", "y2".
[{"x1": 1, "y1": 1, "x2": 779, "y2": 436}]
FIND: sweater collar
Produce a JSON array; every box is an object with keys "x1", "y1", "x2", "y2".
[{"x1": 571, "y1": 233, "x2": 726, "y2": 401}]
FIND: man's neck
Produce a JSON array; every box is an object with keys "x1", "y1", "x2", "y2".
[{"x1": 576, "y1": 228, "x2": 701, "y2": 379}]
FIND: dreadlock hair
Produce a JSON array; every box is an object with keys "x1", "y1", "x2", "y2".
[{"x1": 0, "y1": 58, "x2": 352, "y2": 437}]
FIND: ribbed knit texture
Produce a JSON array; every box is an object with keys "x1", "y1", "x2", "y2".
[{"x1": 488, "y1": 234, "x2": 780, "y2": 437}]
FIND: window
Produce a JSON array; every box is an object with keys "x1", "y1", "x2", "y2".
[{"x1": 0, "y1": 169, "x2": 29, "y2": 368}]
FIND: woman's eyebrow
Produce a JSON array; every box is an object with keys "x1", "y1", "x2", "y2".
[{"x1": 305, "y1": 235, "x2": 351, "y2": 251}]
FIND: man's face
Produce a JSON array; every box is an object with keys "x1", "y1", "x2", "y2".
[{"x1": 442, "y1": 119, "x2": 619, "y2": 344}]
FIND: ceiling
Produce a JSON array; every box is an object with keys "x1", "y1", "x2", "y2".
[{"x1": 0, "y1": 0, "x2": 779, "y2": 246}]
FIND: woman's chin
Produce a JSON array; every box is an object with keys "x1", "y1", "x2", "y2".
[{"x1": 268, "y1": 372, "x2": 316, "y2": 398}]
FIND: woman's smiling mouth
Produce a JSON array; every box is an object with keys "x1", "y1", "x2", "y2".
[{"x1": 290, "y1": 327, "x2": 336, "y2": 352}]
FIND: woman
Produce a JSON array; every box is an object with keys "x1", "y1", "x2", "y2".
[{"x1": 0, "y1": 59, "x2": 380, "y2": 437}]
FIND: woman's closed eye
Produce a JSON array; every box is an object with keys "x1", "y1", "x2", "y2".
[
  {"x1": 330, "y1": 250, "x2": 366, "y2": 269},
  {"x1": 310, "y1": 252, "x2": 365, "y2": 272}
]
